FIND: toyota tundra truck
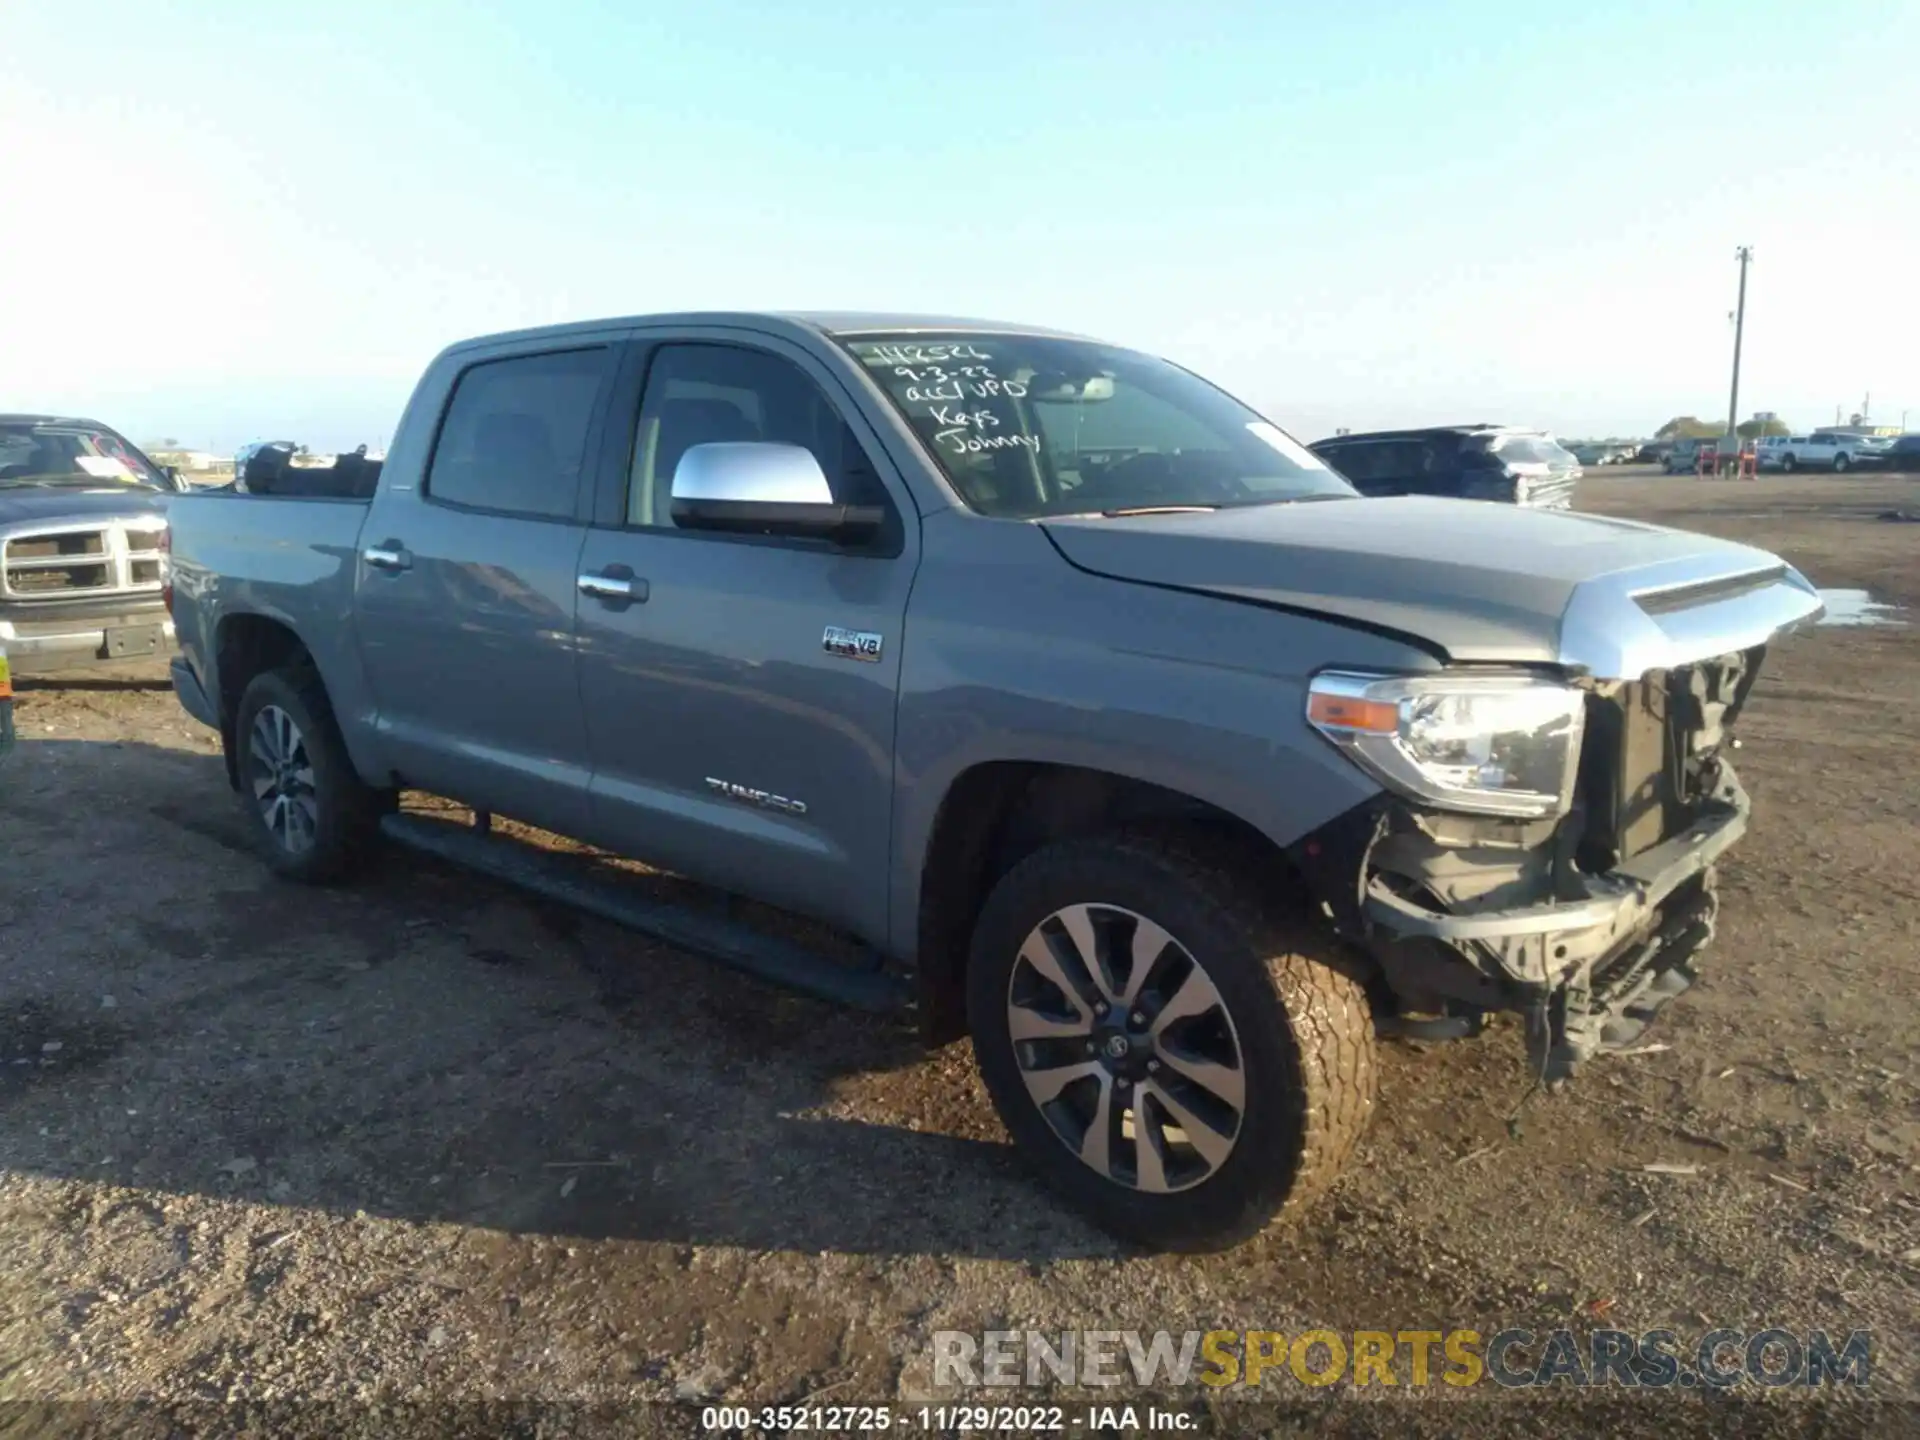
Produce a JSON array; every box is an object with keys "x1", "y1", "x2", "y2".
[{"x1": 162, "y1": 312, "x2": 1825, "y2": 1250}]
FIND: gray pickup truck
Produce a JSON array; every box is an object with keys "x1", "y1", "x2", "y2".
[{"x1": 164, "y1": 312, "x2": 1824, "y2": 1250}]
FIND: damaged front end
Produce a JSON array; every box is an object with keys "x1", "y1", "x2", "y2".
[
  {"x1": 1289, "y1": 554, "x2": 1826, "y2": 1082},
  {"x1": 1385, "y1": 655, "x2": 1759, "y2": 1080},
  {"x1": 1294, "y1": 642, "x2": 1819, "y2": 1084}
]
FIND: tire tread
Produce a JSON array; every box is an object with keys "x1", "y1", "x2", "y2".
[{"x1": 966, "y1": 824, "x2": 1378, "y2": 1249}]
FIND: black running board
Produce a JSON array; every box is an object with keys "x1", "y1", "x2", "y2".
[{"x1": 379, "y1": 813, "x2": 910, "y2": 1013}]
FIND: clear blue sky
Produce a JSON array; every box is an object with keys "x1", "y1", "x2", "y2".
[{"x1": 4, "y1": 0, "x2": 1915, "y2": 452}]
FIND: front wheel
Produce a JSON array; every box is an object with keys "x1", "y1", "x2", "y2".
[
  {"x1": 965, "y1": 832, "x2": 1377, "y2": 1251},
  {"x1": 232, "y1": 666, "x2": 390, "y2": 883},
  {"x1": 1781, "y1": 453, "x2": 1797, "y2": 472}
]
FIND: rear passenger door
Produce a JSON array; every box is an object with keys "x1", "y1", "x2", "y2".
[
  {"x1": 354, "y1": 339, "x2": 618, "y2": 836},
  {"x1": 569, "y1": 333, "x2": 919, "y2": 945}
]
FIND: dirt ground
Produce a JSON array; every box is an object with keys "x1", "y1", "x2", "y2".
[{"x1": 2, "y1": 472, "x2": 1915, "y2": 1436}]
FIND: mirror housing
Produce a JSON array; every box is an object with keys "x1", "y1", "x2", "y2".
[
  {"x1": 669, "y1": 442, "x2": 883, "y2": 545},
  {"x1": 163, "y1": 466, "x2": 191, "y2": 492},
  {"x1": 1023, "y1": 372, "x2": 1116, "y2": 404}
]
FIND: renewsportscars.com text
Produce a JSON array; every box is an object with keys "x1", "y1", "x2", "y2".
[{"x1": 931, "y1": 1328, "x2": 1872, "y2": 1391}]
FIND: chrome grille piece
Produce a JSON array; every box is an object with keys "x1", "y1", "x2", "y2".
[{"x1": 1, "y1": 520, "x2": 167, "y2": 601}]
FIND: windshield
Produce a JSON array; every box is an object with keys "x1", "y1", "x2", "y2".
[
  {"x1": 841, "y1": 333, "x2": 1354, "y2": 518},
  {"x1": 1485, "y1": 434, "x2": 1576, "y2": 467},
  {"x1": 0, "y1": 422, "x2": 164, "y2": 488}
]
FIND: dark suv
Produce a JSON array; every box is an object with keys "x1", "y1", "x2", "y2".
[
  {"x1": 1309, "y1": 425, "x2": 1581, "y2": 509},
  {"x1": 1882, "y1": 433, "x2": 1920, "y2": 473}
]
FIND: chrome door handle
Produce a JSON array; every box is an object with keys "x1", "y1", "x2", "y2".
[
  {"x1": 363, "y1": 544, "x2": 411, "y2": 571},
  {"x1": 577, "y1": 570, "x2": 647, "y2": 602}
]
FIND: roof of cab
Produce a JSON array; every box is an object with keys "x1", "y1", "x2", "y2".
[{"x1": 437, "y1": 310, "x2": 1100, "y2": 356}]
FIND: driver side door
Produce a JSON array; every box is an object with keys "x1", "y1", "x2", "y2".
[{"x1": 570, "y1": 335, "x2": 920, "y2": 945}]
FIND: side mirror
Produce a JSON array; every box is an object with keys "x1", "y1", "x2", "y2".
[
  {"x1": 163, "y1": 466, "x2": 190, "y2": 492},
  {"x1": 669, "y1": 442, "x2": 884, "y2": 545}
]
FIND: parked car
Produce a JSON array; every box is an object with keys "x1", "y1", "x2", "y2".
[
  {"x1": 0, "y1": 413, "x2": 188, "y2": 676},
  {"x1": 1661, "y1": 437, "x2": 1753, "y2": 474},
  {"x1": 1769, "y1": 434, "x2": 1887, "y2": 473},
  {"x1": 1308, "y1": 424, "x2": 1582, "y2": 508},
  {"x1": 1753, "y1": 436, "x2": 1790, "y2": 471},
  {"x1": 163, "y1": 311, "x2": 1824, "y2": 1250},
  {"x1": 1880, "y1": 433, "x2": 1920, "y2": 472}
]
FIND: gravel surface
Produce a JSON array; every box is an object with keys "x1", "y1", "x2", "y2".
[{"x1": 1, "y1": 472, "x2": 1915, "y2": 1436}]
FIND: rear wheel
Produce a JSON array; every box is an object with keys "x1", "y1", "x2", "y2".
[
  {"x1": 1833, "y1": 451, "x2": 1851, "y2": 473},
  {"x1": 965, "y1": 831, "x2": 1377, "y2": 1250},
  {"x1": 232, "y1": 666, "x2": 389, "y2": 883}
]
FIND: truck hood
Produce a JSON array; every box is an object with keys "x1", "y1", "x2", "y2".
[
  {"x1": 0, "y1": 485, "x2": 170, "y2": 527},
  {"x1": 1040, "y1": 496, "x2": 1826, "y2": 681}
]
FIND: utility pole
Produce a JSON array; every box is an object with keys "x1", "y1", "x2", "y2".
[{"x1": 1726, "y1": 246, "x2": 1752, "y2": 444}]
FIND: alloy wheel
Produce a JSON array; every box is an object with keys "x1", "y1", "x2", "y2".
[
  {"x1": 1005, "y1": 903, "x2": 1246, "y2": 1194},
  {"x1": 247, "y1": 704, "x2": 319, "y2": 854}
]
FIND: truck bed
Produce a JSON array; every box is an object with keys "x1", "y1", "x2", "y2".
[{"x1": 165, "y1": 490, "x2": 373, "y2": 743}]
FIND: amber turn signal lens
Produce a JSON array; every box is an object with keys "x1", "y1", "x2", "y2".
[{"x1": 1305, "y1": 692, "x2": 1399, "y2": 733}]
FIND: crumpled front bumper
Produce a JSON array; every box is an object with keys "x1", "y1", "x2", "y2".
[
  {"x1": 1365, "y1": 770, "x2": 1746, "y2": 975},
  {"x1": 1353, "y1": 767, "x2": 1749, "y2": 1079}
]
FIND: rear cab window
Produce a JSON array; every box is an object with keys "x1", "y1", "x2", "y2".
[{"x1": 425, "y1": 347, "x2": 613, "y2": 518}]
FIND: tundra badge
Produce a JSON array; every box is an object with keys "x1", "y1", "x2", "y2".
[
  {"x1": 822, "y1": 626, "x2": 883, "y2": 663},
  {"x1": 704, "y1": 777, "x2": 808, "y2": 816}
]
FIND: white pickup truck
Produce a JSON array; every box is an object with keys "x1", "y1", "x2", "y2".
[{"x1": 1760, "y1": 434, "x2": 1890, "y2": 473}]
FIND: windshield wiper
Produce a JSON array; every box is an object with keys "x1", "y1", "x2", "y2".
[
  {"x1": 1099, "y1": 504, "x2": 1220, "y2": 517},
  {"x1": 1217, "y1": 493, "x2": 1354, "y2": 509}
]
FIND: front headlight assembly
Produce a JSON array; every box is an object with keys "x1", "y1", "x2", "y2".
[{"x1": 1306, "y1": 671, "x2": 1585, "y2": 818}]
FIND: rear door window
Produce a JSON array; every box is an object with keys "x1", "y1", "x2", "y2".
[
  {"x1": 426, "y1": 347, "x2": 613, "y2": 518},
  {"x1": 1490, "y1": 434, "x2": 1573, "y2": 466},
  {"x1": 1318, "y1": 442, "x2": 1379, "y2": 483}
]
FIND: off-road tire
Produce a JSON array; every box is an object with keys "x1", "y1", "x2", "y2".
[
  {"x1": 232, "y1": 666, "x2": 389, "y2": 884},
  {"x1": 966, "y1": 828, "x2": 1377, "y2": 1251}
]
